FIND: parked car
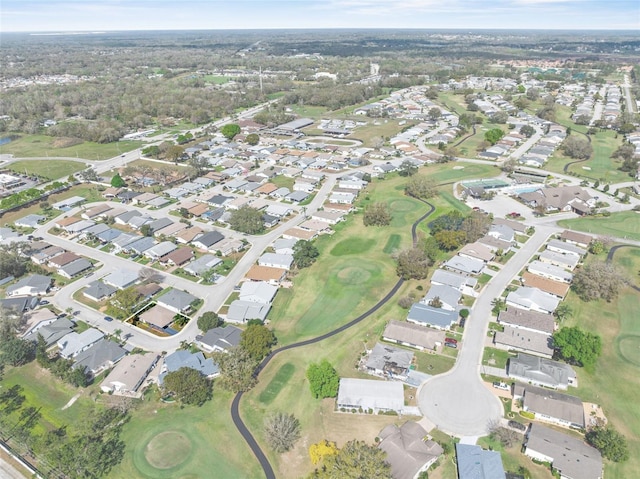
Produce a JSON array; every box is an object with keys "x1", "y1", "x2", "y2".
[
  {"x1": 508, "y1": 420, "x2": 527, "y2": 431},
  {"x1": 39, "y1": 300, "x2": 49, "y2": 305},
  {"x1": 492, "y1": 381, "x2": 510, "y2": 391},
  {"x1": 444, "y1": 342, "x2": 457, "y2": 349},
  {"x1": 444, "y1": 337, "x2": 458, "y2": 344},
  {"x1": 103, "y1": 316, "x2": 114, "y2": 322}
]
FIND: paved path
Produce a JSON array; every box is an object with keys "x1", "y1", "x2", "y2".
[
  {"x1": 231, "y1": 198, "x2": 435, "y2": 479},
  {"x1": 418, "y1": 225, "x2": 554, "y2": 436}
]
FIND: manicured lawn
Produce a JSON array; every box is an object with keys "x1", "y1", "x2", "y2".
[
  {"x1": 288, "y1": 105, "x2": 328, "y2": 119},
  {"x1": 558, "y1": 211, "x2": 640, "y2": 242},
  {"x1": 427, "y1": 162, "x2": 499, "y2": 184},
  {"x1": 482, "y1": 347, "x2": 514, "y2": 369},
  {"x1": 456, "y1": 123, "x2": 506, "y2": 159},
  {"x1": 477, "y1": 435, "x2": 554, "y2": 478},
  {"x1": 258, "y1": 362, "x2": 296, "y2": 405},
  {"x1": 348, "y1": 119, "x2": 418, "y2": 148},
  {"x1": 270, "y1": 175, "x2": 294, "y2": 190},
  {"x1": 109, "y1": 389, "x2": 261, "y2": 479},
  {"x1": 413, "y1": 350, "x2": 456, "y2": 375},
  {"x1": 0, "y1": 134, "x2": 143, "y2": 160},
  {"x1": 7, "y1": 159, "x2": 86, "y2": 181},
  {"x1": 383, "y1": 234, "x2": 401, "y2": 254}
]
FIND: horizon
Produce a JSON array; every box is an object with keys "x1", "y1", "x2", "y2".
[{"x1": 2, "y1": 0, "x2": 638, "y2": 32}]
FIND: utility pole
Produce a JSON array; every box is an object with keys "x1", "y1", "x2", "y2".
[{"x1": 259, "y1": 66, "x2": 263, "y2": 95}]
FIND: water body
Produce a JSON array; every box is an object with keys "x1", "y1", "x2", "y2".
[{"x1": 0, "y1": 137, "x2": 12, "y2": 146}]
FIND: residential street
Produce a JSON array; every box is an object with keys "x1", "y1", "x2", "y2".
[{"x1": 418, "y1": 225, "x2": 556, "y2": 436}]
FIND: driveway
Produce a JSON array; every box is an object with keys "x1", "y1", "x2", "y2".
[{"x1": 418, "y1": 225, "x2": 554, "y2": 436}]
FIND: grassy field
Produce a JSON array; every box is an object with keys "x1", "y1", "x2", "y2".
[
  {"x1": 558, "y1": 211, "x2": 640, "y2": 242},
  {"x1": 0, "y1": 134, "x2": 143, "y2": 160},
  {"x1": 348, "y1": 119, "x2": 417, "y2": 148},
  {"x1": 110, "y1": 389, "x2": 261, "y2": 479},
  {"x1": 426, "y1": 162, "x2": 499, "y2": 184},
  {"x1": 455, "y1": 123, "x2": 506, "y2": 158},
  {"x1": 6, "y1": 159, "x2": 86, "y2": 180},
  {"x1": 554, "y1": 249, "x2": 640, "y2": 479},
  {"x1": 288, "y1": 105, "x2": 329, "y2": 119},
  {"x1": 437, "y1": 92, "x2": 470, "y2": 117},
  {"x1": 477, "y1": 435, "x2": 554, "y2": 478}
]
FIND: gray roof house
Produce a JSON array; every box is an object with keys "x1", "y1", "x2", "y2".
[
  {"x1": 494, "y1": 325, "x2": 554, "y2": 359},
  {"x1": 100, "y1": 353, "x2": 160, "y2": 398},
  {"x1": 455, "y1": 443, "x2": 506, "y2": 479},
  {"x1": 127, "y1": 236, "x2": 156, "y2": 255},
  {"x1": 337, "y1": 378, "x2": 404, "y2": 414},
  {"x1": 114, "y1": 210, "x2": 141, "y2": 225},
  {"x1": 546, "y1": 239, "x2": 587, "y2": 257},
  {"x1": 109, "y1": 232, "x2": 141, "y2": 252},
  {"x1": 508, "y1": 353, "x2": 577, "y2": 390},
  {"x1": 59, "y1": 258, "x2": 93, "y2": 279},
  {"x1": 488, "y1": 224, "x2": 515, "y2": 243},
  {"x1": 83, "y1": 280, "x2": 117, "y2": 302},
  {"x1": 156, "y1": 289, "x2": 198, "y2": 314},
  {"x1": 183, "y1": 254, "x2": 222, "y2": 276},
  {"x1": 365, "y1": 343, "x2": 414, "y2": 380},
  {"x1": 57, "y1": 328, "x2": 105, "y2": 359},
  {"x1": 517, "y1": 384, "x2": 585, "y2": 429},
  {"x1": 258, "y1": 253, "x2": 294, "y2": 270},
  {"x1": 506, "y1": 286, "x2": 559, "y2": 314},
  {"x1": 407, "y1": 303, "x2": 459, "y2": 330},
  {"x1": 498, "y1": 308, "x2": 555, "y2": 335},
  {"x1": 527, "y1": 260, "x2": 573, "y2": 283},
  {"x1": 538, "y1": 249, "x2": 579, "y2": 270},
  {"x1": 14, "y1": 214, "x2": 46, "y2": 228},
  {"x1": 430, "y1": 269, "x2": 477, "y2": 296},
  {"x1": 524, "y1": 423, "x2": 602, "y2": 479},
  {"x1": 191, "y1": 231, "x2": 224, "y2": 250},
  {"x1": 238, "y1": 281, "x2": 278, "y2": 304},
  {"x1": 382, "y1": 320, "x2": 445, "y2": 352},
  {"x1": 272, "y1": 237, "x2": 298, "y2": 255},
  {"x1": 421, "y1": 284, "x2": 461, "y2": 311},
  {"x1": 196, "y1": 325, "x2": 242, "y2": 353},
  {"x1": 24, "y1": 317, "x2": 74, "y2": 347},
  {"x1": 72, "y1": 339, "x2": 126, "y2": 377},
  {"x1": 442, "y1": 256, "x2": 484, "y2": 276},
  {"x1": 144, "y1": 241, "x2": 177, "y2": 260},
  {"x1": 158, "y1": 350, "x2": 219, "y2": 385},
  {"x1": 147, "y1": 218, "x2": 173, "y2": 234},
  {"x1": 6, "y1": 274, "x2": 51, "y2": 297},
  {"x1": 103, "y1": 269, "x2": 139, "y2": 290},
  {"x1": 226, "y1": 300, "x2": 270, "y2": 323},
  {"x1": 378, "y1": 422, "x2": 443, "y2": 479}
]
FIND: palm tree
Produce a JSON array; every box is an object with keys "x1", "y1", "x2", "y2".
[
  {"x1": 554, "y1": 304, "x2": 573, "y2": 324},
  {"x1": 113, "y1": 328, "x2": 123, "y2": 342}
]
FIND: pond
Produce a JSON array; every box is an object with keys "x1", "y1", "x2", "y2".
[{"x1": 0, "y1": 137, "x2": 12, "y2": 146}]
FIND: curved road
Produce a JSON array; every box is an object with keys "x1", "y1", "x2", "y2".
[
  {"x1": 607, "y1": 244, "x2": 640, "y2": 293},
  {"x1": 418, "y1": 225, "x2": 555, "y2": 436},
  {"x1": 231, "y1": 198, "x2": 435, "y2": 479}
]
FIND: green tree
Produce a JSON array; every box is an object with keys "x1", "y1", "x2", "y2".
[
  {"x1": 306, "y1": 360, "x2": 340, "y2": 399},
  {"x1": 553, "y1": 326, "x2": 602, "y2": 369},
  {"x1": 397, "y1": 160, "x2": 418, "y2": 177},
  {"x1": 107, "y1": 287, "x2": 143, "y2": 319},
  {"x1": 293, "y1": 240, "x2": 319, "y2": 268},
  {"x1": 166, "y1": 144, "x2": 186, "y2": 163},
  {"x1": 240, "y1": 324, "x2": 276, "y2": 361},
  {"x1": 0, "y1": 337, "x2": 35, "y2": 366},
  {"x1": 229, "y1": 205, "x2": 264, "y2": 234},
  {"x1": 553, "y1": 303, "x2": 573, "y2": 324},
  {"x1": 110, "y1": 173, "x2": 126, "y2": 188},
  {"x1": 520, "y1": 125, "x2": 535, "y2": 137},
  {"x1": 588, "y1": 240, "x2": 607, "y2": 255},
  {"x1": 363, "y1": 202, "x2": 391, "y2": 227},
  {"x1": 221, "y1": 123, "x2": 241, "y2": 140},
  {"x1": 572, "y1": 261, "x2": 625, "y2": 302},
  {"x1": 484, "y1": 128, "x2": 505, "y2": 145},
  {"x1": 586, "y1": 426, "x2": 629, "y2": 462},
  {"x1": 188, "y1": 156, "x2": 210, "y2": 175},
  {"x1": 428, "y1": 107, "x2": 441, "y2": 120},
  {"x1": 197, "y1": 311, "x2": 222, "y2": 332},
  {"x1": 405, "y1": 175, "x2": 436, "y2": 199},
  {"x1": 396, "y1": 247, "x2": 430, "y2": 280},
  {"x1": 434, "y1": 230, "x2": 467, "y2": 251},
  {"x1": 246, "y1": 133, "x2": 260, "y2": 145},
  {"x1": 139, "y1": 224, "x2": 152, "y2": 237},
  {"x1": 163, "y1": 367, "x2": 212, "y2": 406},
  {"x1": 213, "y1": 347, "x2": 257, "y2": 392},
  {"x1": 562, "y1": 136, "x2": 592, "y2": 160},
  {"x1": 264, "y1": 412, "x2": 301, "y2": 453},
  {"x1": 312, "y1": 440, "x2": 392, "y2": 479}
]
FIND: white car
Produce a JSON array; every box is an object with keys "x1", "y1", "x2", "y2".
[{"x1": 492, "y1": 382, "x2": 510, "y2": 391}]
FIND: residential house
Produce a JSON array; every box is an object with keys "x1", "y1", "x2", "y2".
[
  {"x1": 83, "y1": 281, "x2": 117, "y2": 302},
  {"x1": 48, "y1": 252, "x2": 81, "y2": 269},
  {"x1": 144, "y1": 241, "x2": 177, "y2": 260},
  {"x1": 498, "y1": 308, "x2": 555, "y2": 336},
  {"x1": 196, "y1": 325, "x2": 242, "y2": 353},
  {"x1": 114, "y1": 210, "x2": 141, "y2": 226},
  {"x1": 59, "y1": 258, "x2": 93, "y2": 279},
  {"x1": 81, "y1": 203, "x2": 112, "y2": 220},
  {"x1": 183, "y1": 254, "x2": 222, "y2": 277},
  {"x1": 258, "y1": 253, "x2": 294, "y2": 270},
  {"x1": 139, "y1": 305, "x2": 177, "y2": 330},
  {"x1": 442, "y1": 256, "x2": 485, "y2": 276},
  {"x1": 382, "y1": 320, "x2": 445, "y2": 352},
  {"x1": 455, "y1": 444, "x2": 506, "y2": 479},
  {"x1": 286, "y1": 191, "x2": 310, "y2": 203},
  {"x1": 539, "y1": 250, "x2": 579, "y2": 271},
  {"x1": 57, "y1": 328, "x2": 105, "y2": 359},
  {"x1": 311, "y1": 210, "x2": 345, "y2": 225},
  {"x1": 100, "y1": 353, "x2": 160, "y2": 397},
  {"x1": 272, "y1": 238, "x2": 298, "y2": 256},
  {"x1": 175, "y1": 226, "x2": 203, "y2": 244},
  {"x1": 110, "y1": 233, "x2": 142, "y2": 253},
  {"x1": 103, "y1": 270, "x2": 139, "y2": 290},
  {"x1": 519, "y1": 186, "x2": 593, "y2": 214},
  {"x1": 244, "y1": 265, "x2": 287, "y2": 285},
  {"x1": 160, "y1": 247, "x2": 194, "y2": 267},
  {"x1": 146, "y1": 218, "x2": 174, "y2": 235},
  {"x1": 365, "y1": 343, "x2": 414, "y2": 380},
  {"x1": 238, "y1": 281, "x2": 278, "y2": 304},
  {"x1": 515, "y1": 384, "x2": 585, "y2": 429},
  {"x1": 336, "y1": 378, "x2": 404, "y2": 414},
  {"x1": 508, "y1": 354, "x2": 577, "y2": 390},
  {"x1": 126, "y1": 237, "x2": 156, "y2": 256},
  {"x1": 191, "y1": 231, "x2": 224, "y2": 251},
  {"x1": 493, "y1": 326, "x2": 555, "y2": 359},
  {"x1": 154, "y1": 222, "x2": 187, "y2": 238},
  {"x1": 524, "y1": 423, "x2": 602, "y2": 479},
  {"x1": 72, "y1": 339, "x2": 126, "y2": 377},
  {"x1": 487, "y1": 224, "x2": 515, "y2": 244},
  {"x1": 430, "y1": 269, "x2": 477, "y2": 297},
  {"x1": 407, "y1": 303, "x2": 459, "y2": 330},
  {"x1": 14, "y1": 214, "x2": 46, "y2": 228},
  {"x1": 226, "y1": 300, "x2": 271, "y2": 323},
  {"x1": 527, "y1": 260, "x2": 573, "y2": 283},
  {"x1": 6, "y1": 274, "x2": 51, "y2": 297},
  {"x1": 506, "y1": 287, "x2": 560, "y2": 314},
  {"x1": 21, "y1": 308, "x2": 58, "y2": 338},
  {"x1": 54, "y1": 216, "x2": 81, "y2": 229},
  {"x1": 282, "y1": 227, "x2": 317, "y2": 241},
  {"x1": 546, "y1": 239, "x2": 586, "y2": 258},
  {"x1": 265, "y1": 204, "x2": 293, "y2": 218},
  {"x1": 378, "y1": 422, "x2": 444, "y2": 479},
  {"x1": 492, "y1": 217, "x2": 528, "y2": 234},
  {"x1": 421, "y1": 284, "x2": 461, "y2": 311},
  {"x1": 521, "y1": 272, "x2": 570, "y2": 298},
  {"x1": 96, "y1": 227, "x2": 123, "y2": 244},
  {"x1": 156, "y1": 289, "x2": 198, "y2": 314},
  {"x1": 158, "y1": 350, "x2": 219, "y2": 385},
  {"x1": 31, "y1": 245, "x2": 65, "y2": 265},
  {"x1": 559, "y1": 230, "x2": 593, "y2": 248},
  {"x1": 458, "y1": 242, "x2": 495, "y2": 263},
  {"x1": 23, "y1": 317, "x2": 74, "y2": 347}
]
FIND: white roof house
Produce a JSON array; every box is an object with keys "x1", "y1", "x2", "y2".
[
  {"x1": 57, "y1": 328, "x2": 105, "y2": 359},
  {"x1": 421, "y1": 284, "x2": 461, "y2": 311},
  {"x1": 546, "y1": 239, "x2": 587, "y2": 258},
  {"x1": 539, "y1": 250, "x2": 579, "y2": 270},
  {"x1": 442, "y1": 256, "x2": 484, "y2": 276},
  {"x1": 238, "y1": 281, "x2": 278, "y2": 304},
  {"x1": 527, "y1": 260, "x2": 573, "y2": 283},
  {"x1": 506, "y1": 287, "x2": 560, "y2": 315},
  {"x1": 258, "y1": 253, "x2": 294, "y2": 270},
  {"x1": 337, "y1": 378, "x2": 404, "y2": 414},
  {"x1": 143, "y1": 241, "x2": 177, "y2": 260},
  {"x1": 430, "y1": 269, "x2": 477, "y2": 296},
  {"x1": 6, "y1": 274, "x2": 51, "y2": 297},
  {"x1": 103, "y1": 270, "x2": 139, "y2": 290}
]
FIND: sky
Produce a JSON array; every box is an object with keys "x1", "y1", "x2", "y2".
[{"x1": 1, "y1": 0, "x2": 639, "y2": 32}]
